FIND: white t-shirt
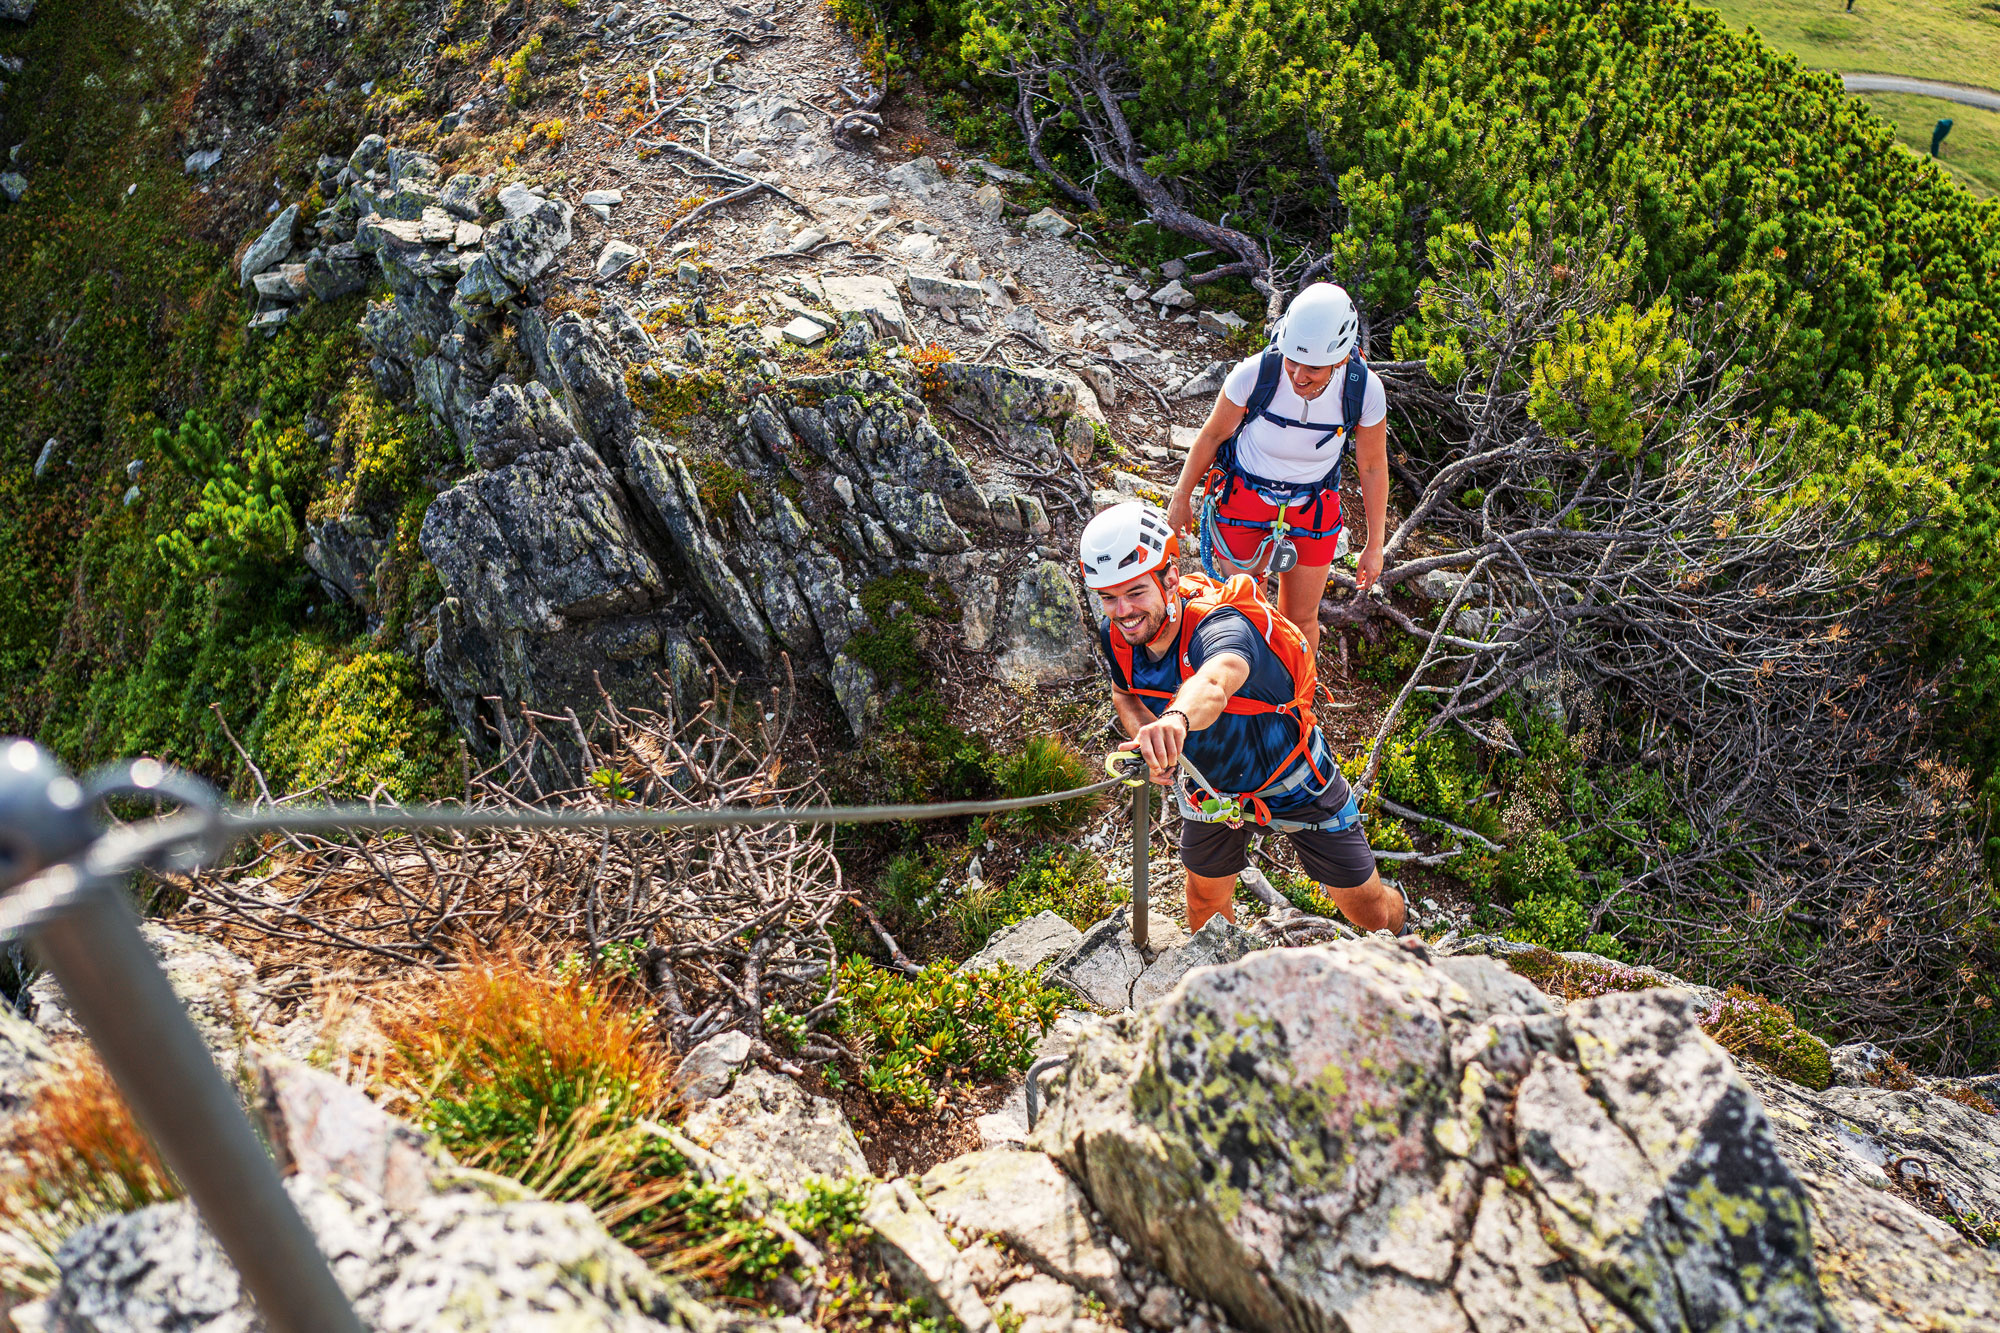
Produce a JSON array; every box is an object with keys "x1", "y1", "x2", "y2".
[{"x1": 1220, "y1": 353, "x2": 1387, "y2": 485}]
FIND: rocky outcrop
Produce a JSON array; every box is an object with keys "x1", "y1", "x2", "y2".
[
  {"x1": 21, "y1": 1056, "x2": 789, "y2": 1333},
  {"x1": 1030, "y1": 937, "x2": 1836, "y2": 1332},
  {"x1": 682, "y1": 1067, "x2": 870, "y2": 1201},
  {"x1": 1044, "y1": 906, "x2": 1188, "y2": 1011},
  {"x1": 27, "y1": 921, "x2": 271, "y2": 1064},
  {"x1": 959, "y1": 911, "x2": 1083, "y2": 975},
  {"x1": 264, "y1": 136, "x2": 1117, "y2": 746}
]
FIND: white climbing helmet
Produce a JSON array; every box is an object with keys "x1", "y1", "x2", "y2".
[
  {"x1": 1275, "y1": 282, "x2": 1360, "y2": 367},
  {"x1": 1078, "y1": 500, "x2": 1179, "y2": 591}
]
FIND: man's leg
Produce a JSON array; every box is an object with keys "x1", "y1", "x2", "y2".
[
  {"x1": 1295, "y1": 821, "x2": 1406, "y2": 933},
  {"x1": 1180, "y1": 817, "x2": 1252, "y2": 932},
  {"x1": 1185, "y1": 869, "x2": 1238, "y2": 931},
  {"x1": 1322, "y1": 869, "x2": 1405, "y2": 934}
]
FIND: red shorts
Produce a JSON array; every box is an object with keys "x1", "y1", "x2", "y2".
[{"x1": 1213, "y1": 481, "x2": 1343, "y2": 567}]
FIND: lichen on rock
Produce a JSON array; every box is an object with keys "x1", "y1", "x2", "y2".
[{"x1": 1031, "y1": 938, "x2": 1836, "y2": 1333}]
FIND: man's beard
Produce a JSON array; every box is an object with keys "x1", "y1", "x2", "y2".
[{"x1": 1113, "y1": 604, "x2": 1167, "y2": 646}]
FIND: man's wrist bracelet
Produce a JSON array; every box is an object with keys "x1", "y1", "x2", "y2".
[{"x1": 1161, "y1": 708, "x2": 1191, "y2": 732}]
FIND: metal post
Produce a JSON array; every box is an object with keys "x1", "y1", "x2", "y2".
[
  {"x1": 1131, "y1": 780, "x2": 1149, "y2": 952},
  {"x1": 31, "y1": 877, "x2": 365, "y2": 1333}
]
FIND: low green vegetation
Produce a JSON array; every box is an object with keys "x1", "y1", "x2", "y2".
[
  {"x1": 1699, "y1": 0, "x2": 2000, "y2": 84},
  {"x1": 833, "y1": 956, "x2": 1065, "y2": 1107},
  {"x1": 382, "y1": 957, "x2": 878, "y2": 1301},
  {"x1": 986, "y1": 734, "x2": 1103, "y2": 837},
  {"x1": 0, "y1": 1, "x2": 459, "y2": 799},
  {"x1": 1857, "y1": 93, "x2": 2000, "y2": 196},
  {"x1": 1699, "y1": 986, "x2": 1836, "y2": 1090},
  {"x1": 953, "y1": 845, "x2": 1119, "y2": 948}
]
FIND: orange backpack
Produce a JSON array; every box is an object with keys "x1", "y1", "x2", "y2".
[{"x1": 1106, "y1": 572, "x2": 1325, "y2": 818}]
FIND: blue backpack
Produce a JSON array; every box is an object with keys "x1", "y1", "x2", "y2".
[{"x1": 1197, "y1": 348, "x2": 1369, "y2": 577}]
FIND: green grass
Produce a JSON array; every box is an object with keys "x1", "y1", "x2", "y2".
[
  {"x1": 1700, "y1": 0, "x2": 2000, "y2": 85},
  {"x1": 1858, "y1": 92, "x2": 2000, "y2": 195}
]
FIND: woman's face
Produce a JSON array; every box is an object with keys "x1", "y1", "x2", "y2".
[{"x1": 1284, "y1": 356, "x2": 1344, "y2": 400}]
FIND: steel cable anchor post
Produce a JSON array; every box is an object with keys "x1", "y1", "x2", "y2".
[
  {"x1": 1106, "y1": 753, "x2": 1150, "y2": 951},
  {"x1": 0, "y1": 742, "x2": 365, "y2": 1333}
]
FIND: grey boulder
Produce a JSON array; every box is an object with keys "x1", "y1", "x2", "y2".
[
  {"x1": 238, "y1": 203, "x2": 299, "y2": 288},
  {"x1": 993, "y1": 560, "x2": 1097, "y2": 685},
  {"x1": 682, "y1": 1067, "x2": 870, "y2": 1201},
  {"x1": 959, "y1": 911, "x2": 1082, "y2": 975},
  {"x1": 419, "y1": 441, "x2": 663, "y2": 638},
  {"x1": 1030, "y1": 939, "x2": 1835, "y2": 1333},
  {"x1": 484, "y1": 196, "x2": 574, "y2": 287}
]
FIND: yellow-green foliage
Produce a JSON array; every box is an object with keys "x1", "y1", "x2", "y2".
[
  {"x1": 496, "y1": 34, "x2": 544, "y2": 106},
  {"x1": 836, "y1": 955, "x2": 1064, "y2": 1106},
  {"x1": 318, "y1": 377, "x2": 445, "y2": 514},
  {"x1": 1700, "y1": 986, "x2": 1834, "y2": 1091},
  {"x1": 251, "y1": 641, "x2": 455, "y2": 800},
  {"x1": 954, "y1": 845, "x2": 1117, "y2": 948},
  {"x1": 625, "y1": 366, "x2": 723, "y2": 431},
  {"x1": 1527, "y1": 295, "x2": 1691, "y2": 460}
]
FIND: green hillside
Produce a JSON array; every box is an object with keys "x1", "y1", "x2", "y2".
[{"x1": 1701, "y1": 0, "x2": 2000, "y2": 83}]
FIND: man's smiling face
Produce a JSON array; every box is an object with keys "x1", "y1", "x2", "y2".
[{"x1": 1096, "y1": 570, "x2": 1171, "y2": 646}]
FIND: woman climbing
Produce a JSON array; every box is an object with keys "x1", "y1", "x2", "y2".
[{"x1": 1164, "y1": 282, "x2": 1388, "y2": 662}]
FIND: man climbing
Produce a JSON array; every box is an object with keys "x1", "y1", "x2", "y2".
[
  {"x1": 1081, "y1": 500, "x2": 1405, "y2": 934},
  {"x1": 1164, "y1": 281, "x2": 1389, "y2": 664}
]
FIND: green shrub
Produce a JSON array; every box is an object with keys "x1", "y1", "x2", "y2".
[
  {"x1": 1510, "y1": 891, "x2": 1591, "y2": 953},
  {"x1": 836, "y1": 956, "x2": 1064, "y2": 1107},
  {"x1": 250, "y1": 640, "x2": 455, "y2": 801},
  {"x1": 988, "y1": 734, "x2": 1102, "y2": 837},
  {"x1": 154, "y1": 418, "x2": 307, "y2": 583},
  {"x1": 953, "y1": 845, "x2": 1116, "y2": 948},
  {"x1": 1699, "y1": 986, "x2": 1834, "y2": 1091}
]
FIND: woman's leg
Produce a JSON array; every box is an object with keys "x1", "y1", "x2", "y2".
[{"x1": 1276, "y1": 561, "x2": 1335, "y2": 661}]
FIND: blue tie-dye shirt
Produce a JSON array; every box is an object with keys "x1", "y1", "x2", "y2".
[{"x1": 1099, "y1": 606, "x2": 1346, "y2": 820}]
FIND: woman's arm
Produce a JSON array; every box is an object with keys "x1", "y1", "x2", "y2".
[
  {"x1": 1167, "y1": 389, "x2": 1248, "y2": 536},
  {"x1": 1352, "y1": 417, "x2": 1389, "y2": 592}
]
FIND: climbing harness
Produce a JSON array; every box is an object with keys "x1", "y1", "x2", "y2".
[{"x1": 1197, "y1": 347, "x2": 1369, "y2": 581}]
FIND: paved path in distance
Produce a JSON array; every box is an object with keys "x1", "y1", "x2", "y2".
[{"x1": 1841, "y1": 73, "x2": 2000, "y2": 112}]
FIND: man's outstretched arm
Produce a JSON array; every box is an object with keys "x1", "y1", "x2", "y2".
[{"x1": 1120, "y1": 653, "x2": 1250, "y2": 783}]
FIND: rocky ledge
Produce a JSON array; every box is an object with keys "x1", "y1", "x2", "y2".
[{"x1": 11, "y1": 920, "x2": 2000, "y2": 1332}]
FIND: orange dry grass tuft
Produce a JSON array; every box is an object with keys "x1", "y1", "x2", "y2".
[
  {"x1": 0, "y1": 1057, "x2": 178, "y2": 1298},
  {"x1": 374, "y1": 948, "x2": 674, "y2": 1173}
]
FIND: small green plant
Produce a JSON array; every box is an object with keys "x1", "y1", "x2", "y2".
[
  {"x1": 836, "y1": 957, "x2": 1063, "y2": 1108},
  {"x1": 249, "y1": 640, "x2": 455, "y2": 801},
  {"x1": 988, "y1": 734, "x2": 1101, "y2": 837},
  {"x1": 1510, "y1": 891, "x2": 1591, "y2": 952},
  {"x1": 590, "y1": 766, "x2": 636, "y2": 801},
  {"x1": 953, "y1": 845, "x2": 1115, "y2": 947},
  {"x1": 556, "y1": 940, "x2": 648, "y2": 983},
  {"x1": 1698, "y1": 987, "x2": 1834, "y2": 1091},
  {"x1": 155, "y1": 417, "x2": 306, "y2": 582}
]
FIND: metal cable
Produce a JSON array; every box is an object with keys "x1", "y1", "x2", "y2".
[{"x1": 220, "y1": 774, "x2": 1133, "y2": 836}]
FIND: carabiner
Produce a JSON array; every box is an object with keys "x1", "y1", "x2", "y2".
[{"x1": 1104, "y1": 752, "x2": 1148, "y2": 786}]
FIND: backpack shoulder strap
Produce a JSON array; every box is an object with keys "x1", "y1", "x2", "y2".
[
  {"x1": 1242, "y1": 348, "x2": 1285, "y2": 421},
  {"x1": 1341, "y1": 354, "x2": 1369, "y2": 433}
]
